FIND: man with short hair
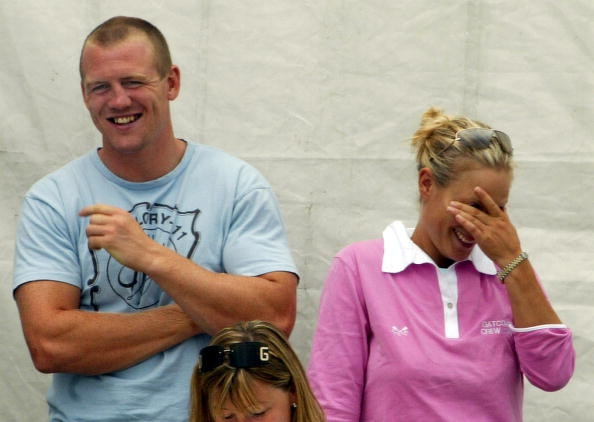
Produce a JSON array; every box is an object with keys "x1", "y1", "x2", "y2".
[{"x1": 13, "y1": 16, "x2": 298, "y2": 421}]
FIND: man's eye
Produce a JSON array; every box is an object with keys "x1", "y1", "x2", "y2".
[
  {"x1": 123, "y1": 80, "x2": 143, "y2": 87},
  {"x1": 90, "y1": 84, "x2": 108, "y2": 93}
]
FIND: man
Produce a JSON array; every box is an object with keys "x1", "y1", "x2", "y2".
[{"x1": 13, "y1": 16, "x2": 298, "y2": 421}]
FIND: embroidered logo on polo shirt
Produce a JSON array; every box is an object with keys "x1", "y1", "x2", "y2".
[
  {"x1": 480, "y1": 320, "x2": 511, "y2": 335},
  {"x1": 391, "y1": 326, "x2": 409, "y2": 336}
]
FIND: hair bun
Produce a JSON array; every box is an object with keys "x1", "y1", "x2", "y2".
[
  {"x1": 411, "y1": 106, "x2": 448, "y2": 150},
  {"x1": 419, "y1": 106, "x2": 447, "y2": 127}
]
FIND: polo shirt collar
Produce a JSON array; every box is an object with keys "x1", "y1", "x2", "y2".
[{"x1": 381, "y1": 220, "x2": 496, "y2": 275}]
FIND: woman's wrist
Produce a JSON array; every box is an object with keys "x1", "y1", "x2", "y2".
[{"x1": 496, "y1": 251, "x2": 529, "y2": 282}]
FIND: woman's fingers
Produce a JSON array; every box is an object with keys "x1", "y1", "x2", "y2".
[{"x1": 473, "y1": 186, "x2": 504, "y2": 217}]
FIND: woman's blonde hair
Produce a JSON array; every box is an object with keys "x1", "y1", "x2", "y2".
[
  {"x1": 411, "y1": 106, "x2": 514, "y2": 187},
  {"x1": 190, "y1": 320, "x2": 325, "y2": 422}
]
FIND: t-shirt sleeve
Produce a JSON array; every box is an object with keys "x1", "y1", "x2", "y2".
[
  {"x1": 13, "y1": 192, "x2": 82, "y2": 293},
  {"x1": 221, "y1": 167, "x2": 297, "y2": 278}
]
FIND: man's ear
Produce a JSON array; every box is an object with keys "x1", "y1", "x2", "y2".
[
  {"x1": 418, "y1": 167, "x2": 435, "y2": 202},
  {"x1": 166, "y1": 65, "x2": 181, "y2": 101}
]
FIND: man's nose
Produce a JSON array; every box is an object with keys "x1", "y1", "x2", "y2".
[{"x1": 108, "y1": 84, "x2": 132, "y2": 109}]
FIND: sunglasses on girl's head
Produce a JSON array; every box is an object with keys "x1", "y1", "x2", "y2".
[
  {"x1": 456, "y1": 128, "x2": 513, "y2": 154},
  {"x1": 436, "y1": 128, "x2": 513, "y2": 156},
  {"x1": 199, "y1": 342, "x2": 270, "y2": 373}
]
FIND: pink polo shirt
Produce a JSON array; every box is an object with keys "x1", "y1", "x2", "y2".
[{"x1": 308, "y1": 221, "x2": 574, "y2": 422}]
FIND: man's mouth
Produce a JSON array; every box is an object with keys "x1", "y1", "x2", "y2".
[
  {"x1": 109, "y1": 114, "x2": 141, "y2": 125},
  {"x1": 454, "y1": 228, "x2": 475, "y2": 247}
]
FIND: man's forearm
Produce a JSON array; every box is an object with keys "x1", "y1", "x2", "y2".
[
  {"x1": 17, "y1": 283, "x2": 199, "y2": 376},
  {"x1": 79, "y1": 204, "x2": 298, "y2": 336},
  {"x1": 144, "y1": 244, "x2": 297, "y2": 336}
]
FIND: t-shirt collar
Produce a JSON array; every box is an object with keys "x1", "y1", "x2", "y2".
[{"x1": 381, "y1": 220, "x2": 496, "y2": 274}]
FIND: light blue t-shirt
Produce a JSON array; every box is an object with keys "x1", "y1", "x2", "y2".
[{"x1": 13, "y1": 140, "x2": 298, "y2": 421}]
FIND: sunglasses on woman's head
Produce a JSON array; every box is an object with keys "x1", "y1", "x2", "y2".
[{"x1": 436, "y1": 128, "x2": 513, "y2": 157}]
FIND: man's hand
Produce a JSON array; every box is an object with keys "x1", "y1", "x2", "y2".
[{"x1": 79, "y1": 204, "x2": 157, "y2": 271}]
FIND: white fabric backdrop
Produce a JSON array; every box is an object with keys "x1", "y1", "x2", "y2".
[{"x1": 1, "y1": 1, "x2": 592, "y2": 420}]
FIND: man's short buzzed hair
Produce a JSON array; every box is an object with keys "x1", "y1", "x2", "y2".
[{"x1": 79, "y1": 16, "x2": 172, "y2": 79}]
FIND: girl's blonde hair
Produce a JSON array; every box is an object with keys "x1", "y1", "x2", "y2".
[
  {"x1": 190, "y1": 320, "x2": 325, "y2": 422},
  {"x1": 411, "y1": 106, "x2": 513, "y2": 187}
]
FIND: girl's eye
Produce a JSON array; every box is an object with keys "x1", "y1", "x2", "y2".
[
  {"x1": 222, "y1": 415, "x2": 234, "y2": 421},
  {"x1": 250, "y1": 409, "x2": 267, "y2": 417}
]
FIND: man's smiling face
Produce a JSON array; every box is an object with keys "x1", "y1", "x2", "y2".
[{"x1": 80, "y1": 33, "x2": 178, "y2": 156}]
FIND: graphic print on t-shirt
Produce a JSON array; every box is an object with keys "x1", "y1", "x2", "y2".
[{"x1": 87, "y1": 202, "x2": 201, "y2": 310}]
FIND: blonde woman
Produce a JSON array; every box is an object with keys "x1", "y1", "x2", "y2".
[
  {"x1": 191, "y1": 320, "x2": 325, "y2": 422},
  {"x1": 308, "y1": 107, "x2": 575, "y2": 421}
]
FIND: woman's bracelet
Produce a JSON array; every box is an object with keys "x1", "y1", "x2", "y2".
[{"x1": 496, "y1": 251, "x2": 529, "y2": 282}]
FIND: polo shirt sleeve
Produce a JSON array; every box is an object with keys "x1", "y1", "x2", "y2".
[
  {"x1": 511, "y1": 325, "x2": 575, "y2": 391},
  {"x1": 308, "y1": 251, "x2": 369, "y2": 422}
]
